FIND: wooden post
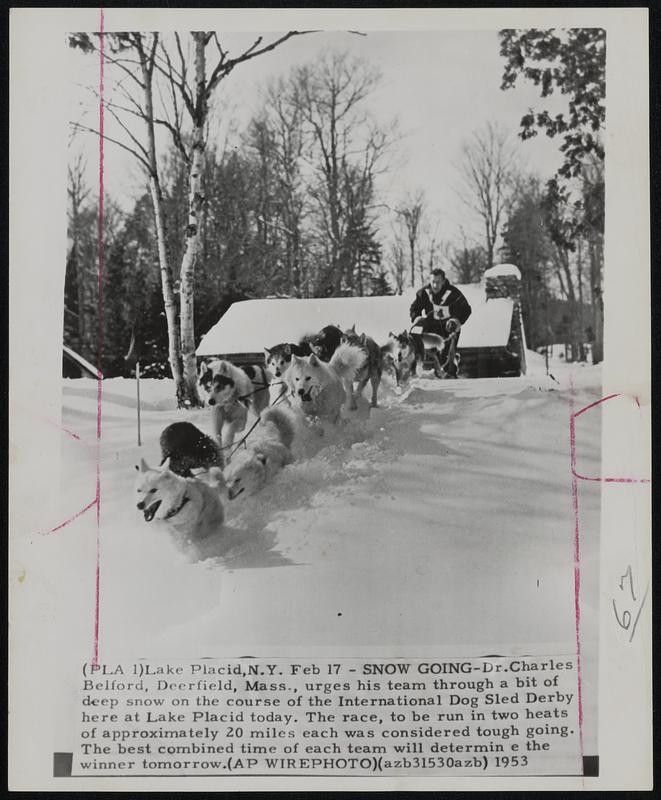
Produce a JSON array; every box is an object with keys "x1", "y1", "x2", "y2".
[{"x1": 136, "y1": 360, "x2": 142, "y2": 447}]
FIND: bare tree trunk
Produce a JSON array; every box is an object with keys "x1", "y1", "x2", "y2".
[
  {"x1": 556, "y1": 247, "x2": 577, "y2": 360},
  {"x1": 590, "y1": 236, "x2": 604, "y2": 364},
  {"x1": 178, "y1": 143, "x2": 204, "y2": 405},
  {"x1": 75, "y1": 245, "x2": 87, "y2": 353},
  {"x1": 148, "y1": 176, "x2": 184, "y2": 402},
  {"x1": 291, "y1": 228, "x2": 301, "y2": 296},
  {"x1": 486, "y1": 220, "x2": 494, "y2": 270},
  {"x1": 178, "y1": 33, "x2": 208, "y2": 407},
  {"x1": 137, "y1": 34, "x2": 186, "y2": 404},
  {"x1": 70, "y1": 209, "x2": 87, "y2": 354},
  {"x1": 458, "y1": 123, "x2": 515, "y2": 272},
  {"x1": 67, "y1": 159, "x2": 90, "y2": 356},
  {"x1": 577, "y1": 239, "x2": 586, "y2": 361}
]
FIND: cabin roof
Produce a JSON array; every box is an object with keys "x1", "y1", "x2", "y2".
[{"x1": 196, "y1": 285, "x2": 514, "y2": 356}]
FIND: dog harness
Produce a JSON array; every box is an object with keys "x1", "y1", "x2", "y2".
[{"x1": 164, "y1": 494, "x2": 191, "y2": 519}]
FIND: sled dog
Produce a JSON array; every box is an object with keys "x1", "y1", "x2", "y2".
[
  {"x1": 264, "y1": 342, "x2": 313, "y2": 378},
  {"x1": 264, "y1": 342, "x2": 312, "y2": 404},
  {"x1": 409, "y1": 319, "x2": 462, "y2": 378},
  {"x1": 341, "y1": 324, "x2": 383, "y2": 408},
  {"x1": 135, "y1": 457, "x2": 226, "y2": 541},
  {"x1": 224, "y1": 407, "x2": 296, "y2": 500},
  {"x1": 286, "y1": 343, "x2": 366, "y2": 423},
  {"x1": 198, "y1": 359, "x2": 270, "y2": 454},
  {"x1": 301, "y1": 324, "x2": 343, "y2": 362},
  {"x1": 383, "y1": 331, "x2": 419, "y2": 386},
  {"x1": 159, "y1": 421, "x2": 224, "y2": 476}
]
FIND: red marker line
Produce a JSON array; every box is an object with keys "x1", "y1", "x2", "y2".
[
  {"x1": 572, "y1": 469, "x2": 650, "y2": 485},
  {"x1": 572, "y1": 392, "x2": 650, "y2": 483},
  {"x1": 568, "y1": 378, "x2": 585, "y2": 764},
  {"x1": 40, "y1": 498, "x2": 98, "y2": 536},
  {"x1": 58, "y1": 424, "x2": 82, "y2": 441},
  {"x1": 572, "y1": 392, "x2": 620, "y2": 419},
  {"x1": 569, "y1": 384, "x2": 650, "y2": 772},
  {"x1": 93, "y1": 7, "x2": 106, "y2": 667}
]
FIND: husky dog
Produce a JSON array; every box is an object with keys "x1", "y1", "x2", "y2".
[
  {"x1": 135, "y1": 458, "x2": 226, "y2": 542},
  {"x1": 240, "y1": 363, "x2": 271, "y2": 395},
  {"x1": 340, "y1": 324, "x2": 383, "y2": 408},
  {"x1": 264, "y1": 342, "x2": 312, "y2": 404},
  {"x1": 159, "y1": 421, "x2": 224, "y2": 476},
  {"x1": 410, "y1": 318, "x2": 462, "y2": 378},
  {"x1": 402, "y1": 317, "x2": 461, "y2": 378},
  {"x1": 264, "y1": 342, "x2": 313, "y2": 378},
  {"x1": 433, "y1": 330, "x2": 461, "y2": 378},
  {"x1": 197, "y1": 359, "x2": 270, "y2": 454},
  {"x1": 286, "y1": 343, "x2": 366, "y2": 423},
  {"x1": 383, "y1": 331, "x2": 419, "y2": 387},
  {"x1": 224, "y1": 407, "x2": 296, "y2": 500},
  {"x1": 301, "y1": 324, "x2": 343, "y2": 362}
]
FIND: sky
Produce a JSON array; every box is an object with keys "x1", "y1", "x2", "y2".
[{"x1": 69, "y1": 29, "x2": 567, "y2": 252}]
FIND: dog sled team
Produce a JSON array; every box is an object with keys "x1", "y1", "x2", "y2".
[{"x1": 135, "y1": 267, "x2": 471, "y2": 545}]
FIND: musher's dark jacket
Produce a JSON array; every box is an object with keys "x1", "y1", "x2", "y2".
[{"x1": 409, "y1": 282, "x2": 472, "y2": 324}]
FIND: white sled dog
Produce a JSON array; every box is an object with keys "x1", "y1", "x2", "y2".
[
  {"x1": 224, "y1": 407, "x2": 296, "y2": 500},
  {"x1": 198, "y1": 359, "x2": 270, "y2": 455},
  {"x1": 286, "y1": 343, "x2": 366, "y2": 424},
  {"x1": 135, "y1": 458, "x2": 226, "y2": 542}
]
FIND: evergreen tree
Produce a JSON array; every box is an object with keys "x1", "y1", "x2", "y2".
[
  {"x1": 369, "y1": 270, "x2": 393, "y2": 296},
  {"x1": 499, "y1": 28, "x2": 605, "y2": 361},
  {"x1": 500, "y1": 178, "x2": 553, "y2": 348}
]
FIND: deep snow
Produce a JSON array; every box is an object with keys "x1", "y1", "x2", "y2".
[
  {"x1": 14, "y1": 351, "x2": 602, "y2": 754},
  {"x1": 42, "y1": 352, "x2": 601, "y2": 656}
]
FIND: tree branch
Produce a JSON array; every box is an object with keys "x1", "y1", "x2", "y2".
[
  {"x1": 102, "y1": 103, "x2": 151, "y2": 162},
  {"x1": 70, "y1": 121, "x2": 152, "y2": 173},
  {"x1": 84, "y1": 38, "x2": 145, "y2": 90},
  {"x1": 154, "y1": 37, "x2": 196, "y2": 120},
  {"x1": 206, "y1": 31, "x2": 314, "y2": 95}
]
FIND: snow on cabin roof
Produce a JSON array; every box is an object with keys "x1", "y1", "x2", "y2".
[
  {"x1": 483, "y1": 263, "x2": 522, "y2": 280},
  {"x1": 196, "y1": 287, "x2": 514, "y2": 357}
]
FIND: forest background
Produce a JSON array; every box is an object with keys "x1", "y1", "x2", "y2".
[{"x1": 65, "y1": 28, "x2": 605, "y2": 405}]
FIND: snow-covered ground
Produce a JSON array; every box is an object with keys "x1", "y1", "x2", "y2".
[
  {"x1": 43, "y1": 351, "x2": 601, "y2": 652},
  {"x1": 15, "y1": 349, "x2": 602, "y2": 752}
]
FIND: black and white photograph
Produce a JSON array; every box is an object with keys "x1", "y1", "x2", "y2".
[{"x1": 9, "y1": 6, "x2": 651, "y2": 790}]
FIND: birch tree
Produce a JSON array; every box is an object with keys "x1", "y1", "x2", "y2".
[
  {"x1": 69, "y1": 32, "x2": 186, "y2": 402},
  {"x1": 154, "y1": 31, "x2": 309, "y2": 404},
  {"x1": 70, "y1": 30, "x2": 309, "y2": 404}
]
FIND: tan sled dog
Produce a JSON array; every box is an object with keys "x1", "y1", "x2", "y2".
[
  {"x1": 341, "y1": 324, "x2": 383, "y2": 408},
  {"x1": 135, "y1": 458, "x2": 226, "y2": 542},
  {"x1": 285, "y1": 343, "x2": 366, "y2": 423},
  {"x1": 224, "y1": 407, "x2": 296, "y2": 500},
  {"x1": 383, "y1": 331, "x2": 418, "y2": 386}
]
